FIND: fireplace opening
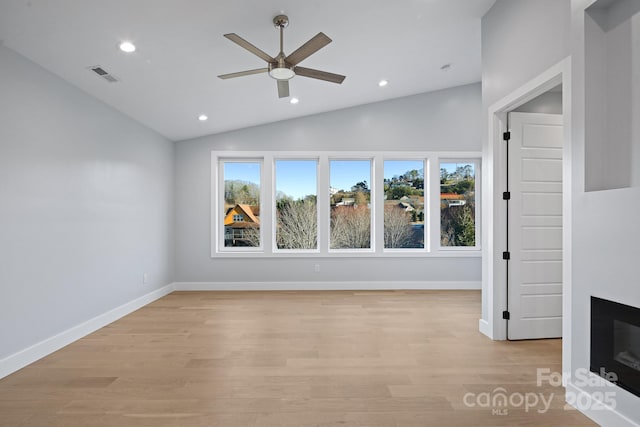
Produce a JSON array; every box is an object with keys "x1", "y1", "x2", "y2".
[
  {"x1": 614, "y1": 320, "x2": 640, "y2": 372},
  {"x1": 591, "y1": 297, "x2": 640, "y2": 397}
]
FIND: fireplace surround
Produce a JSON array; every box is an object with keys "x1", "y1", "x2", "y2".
[{"x1": 591, "y1": 296, "x2": 640, "y2": 397}]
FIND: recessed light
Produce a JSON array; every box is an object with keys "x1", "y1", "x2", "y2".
[
  {"x1": 378, "y1": 80, "x2": 389, "y2": 87},
  {"x1": 290, "y1": 98, "x2": 299, "y2": 104},
  {"x1": 198, "y1": 114, "x2": 208, "y2": 121},
  {"x1": 118, "y1": 41, "x2": 136, "y2": 53}
]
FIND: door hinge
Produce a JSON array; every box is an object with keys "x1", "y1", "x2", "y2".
[
  {"x1": 502, "y1": 191, "x2": 511, "y2": 200},
  {"x1": 502, "y1": 251, "x2": 510, "y2": 260},
  {"x1": 503, "y1": 131, "x2": 511, "y2": 141},
  {"x1": 503, "y1": 310, "x2": 510, "y2": 320}
]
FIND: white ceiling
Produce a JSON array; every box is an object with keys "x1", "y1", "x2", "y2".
[{"x1": 0, "y1": 0, "x2": 495, "y2": 141}]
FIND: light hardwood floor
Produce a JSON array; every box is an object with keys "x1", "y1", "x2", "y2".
[{"x1": 0, "y1": 290, "x2": 594, "y2": 426}]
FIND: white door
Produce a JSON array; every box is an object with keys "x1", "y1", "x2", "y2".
[{"x1": 507, "y1": 112, "x2": 563, "y2": 340}]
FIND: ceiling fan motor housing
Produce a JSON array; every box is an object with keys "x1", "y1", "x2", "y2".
[{"x1": 273, "y1": 15, "x2": 289, "y2": 28}]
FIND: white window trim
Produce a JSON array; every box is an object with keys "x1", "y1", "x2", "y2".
[
  {"x1": 211, "y1": 151, "x2": 481, "y2": 258},
  {"x1": 328, "y1": 156, "x2": 375, "y2": 253},
  {"x1": 438, "y1": 158, "x2": 481, "y2": 251},
  {"x1": 272, "y1": 156, "x2": 321, "y2": 254},
  {"x1": 214, "y1": 157, "x2": 265, "y2": 253},
  {"x1": 382, "y1": 158, "x2": 428, "y2": 252}
]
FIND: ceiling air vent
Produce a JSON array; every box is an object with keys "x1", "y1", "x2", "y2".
[{"x1": 88, "y1": 65, "x2": 119, "y2": 83}]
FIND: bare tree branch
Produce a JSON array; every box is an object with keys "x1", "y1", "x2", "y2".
[
  {"x1": 384, "y1": 206, "x2": 413, "y2": 248},
  {"x1": 276, "y1": 200, "x2": 317, "y2": 249},
  {"x1": 330, "y1": 206, "x2": 371, "y2": 249}
]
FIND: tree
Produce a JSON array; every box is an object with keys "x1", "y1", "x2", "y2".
[
  {"x1": 225, "y1": 180, "x2": 260, "y2": 205},
  {"x1": 330, "y1": 206, "x2": 370, "y2": 249},
  {"x1": 448, "y1": 179, "x2": 474, "y2": 195},
  {"x1": 354, "y1": 190, "x2": 368, "y2": 207},
  {"x1": 387, "y1": 185, "x2": 412, "y2": 200},
  {"x1": 406, "y1": 169, "x2": 420, "y2": 182},
  {"x1": 384, "y1": 206, "x2": 413, "y2": 248},
  {"x1": 440, "y1": 168, "x2": 449, "y2": 184},
  {"x1": 241, "y1": 224, "x2": 261, "y2": 247},
  {"x1": 351, "y1": 181, "x2": 369, "y2": 192},
  {"x1": 276, "y1": 200, "x2": 317, "y2": 249},
  {"x1": 440, "y1": 203, "x2": 475, "y2": 247}
]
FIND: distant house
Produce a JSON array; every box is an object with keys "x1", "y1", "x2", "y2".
[
  {"x1": 335, "y1": 197, "x2": 355, "y2": 207},
  {"x1": 224, "y1": 204, "x2": 260, "y2": 246},
  {"x1": 440, "y1": 193, "x2": 466, "y2": 207},
  {"x1": 397, "y1": 202, "x2": 415, "y2": 212}
]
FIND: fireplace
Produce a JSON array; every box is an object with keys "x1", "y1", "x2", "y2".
[{"x1": 591, "y1": 297, "x2": 640, "y2": 397}]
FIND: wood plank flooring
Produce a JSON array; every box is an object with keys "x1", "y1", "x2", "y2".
[{"x1": 0, "y1": 290, "x2": 595, "y2": 426}]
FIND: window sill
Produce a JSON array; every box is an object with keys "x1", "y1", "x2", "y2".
[{"x1": 211, "y1": 250, "x2": 481, "y2": 259}]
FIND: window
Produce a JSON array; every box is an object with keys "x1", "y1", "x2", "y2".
[
  {"x1": 440, "y1": 160, "x2": 478, "y2": 248},
  {"x1": 383, "y1": 160, "x2": 425, "y2": 249},
  {"x1": 221, "y1": 161, "x2": 261, "y2": 249},
  {"x1": 329, "y1": 160, "x2": 372, "y2": 250},
  {"x1": 274, "y1": 159, "x2": 318, "y2": 250},
  {"x1": 212, "y1": 152, "x2": 480, "y2": 256}
]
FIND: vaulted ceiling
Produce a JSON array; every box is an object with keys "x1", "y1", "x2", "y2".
[{"x1": 0, "y1": 0, "x2": 496, "y2": 141}]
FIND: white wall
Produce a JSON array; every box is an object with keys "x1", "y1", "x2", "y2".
[
  {"x1": 175, "y1": 84, "x2": 482, "y2": 286},
  {"x1": 571, "y1": 0, "x2": 640, "y2": 423},
  {"x1": 0, "y1": 47, "x2": 174, "y2": 361},
  {"x1": 584, "y1": 0, "x2": 640, "y2": 191},
  {"x1": 513, "y1": 90, "x2": 563, "y2": 114},
  {"x1": 480, "y1": 0, "x2": 571, "y2": 324}
]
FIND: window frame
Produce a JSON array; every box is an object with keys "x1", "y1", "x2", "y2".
[
  {"x1": 328, "y1": 157, "x2": 375, "y2": 253},
  {"x1": 382, "y1": 158, "x2": 428, "y2": 253},
  {"x1": 272, "y1": 157, "x2": 321, "y2": 254},
  {"x1": 215, "y1": 157, "x2": 265, "y2": 253},
  {"x1": 211, "y1": 151, "x2": 481, "y2": 258},
  {"x1": 438, "y1": 158, "x2": 481, "y2": 251}
]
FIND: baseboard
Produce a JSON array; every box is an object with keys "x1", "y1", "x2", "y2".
[
  {"x1": 173, "y1": 281, "x2": 481, "y2": 291},
  {"x1": 565, "y1": 382, "x2": 640, "y2": 427},
  {"x1": 0, "y1": 283, "x2": 175, "y2": 380},
  {"x1": 478, "y1": 318, "x2": 492, "y2": 338}
]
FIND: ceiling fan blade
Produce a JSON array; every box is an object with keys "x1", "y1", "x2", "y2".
[
  {"x1": 294, "y1": 66, "x2": 346, "y2": 84},
  {"x1": 285, "y1": 32, "x2": 332, "y2": 66},
  {"x1": 277, "y1": 80, "x2": 290, "y2": 98},
  {"x1": 224, "y1": 33, "x2": 275, "y2": 63},
  {"x1": 218, "y1": 68, "x2": 269, "y2": 79}
]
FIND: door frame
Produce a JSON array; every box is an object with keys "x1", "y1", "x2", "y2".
[{"x1": 480, "y1": 57, "x2": 572, "y2": 379}]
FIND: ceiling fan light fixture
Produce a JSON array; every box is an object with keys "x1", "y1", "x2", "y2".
[{"x1": 269, "y1": 67, "x2": 295, "y2": 80}]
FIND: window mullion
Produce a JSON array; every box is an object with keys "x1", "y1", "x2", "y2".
[
  {"x1": 373, "y1": 156, "x2": 384, "y2": 255},
  {"x1": 317, "y1": 154, "x2": 329, "y2": 255},
  {"x1": 262, "y1": 154, "x2": 273, "y2": 254}
]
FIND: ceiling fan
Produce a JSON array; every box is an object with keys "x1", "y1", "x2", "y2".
[{"x1": 218, "y1": 14, "x2": 346, "y2": 98}]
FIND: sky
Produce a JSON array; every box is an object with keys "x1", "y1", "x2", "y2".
[
  {"x1": 383, "y1": 160, "x2": 424, "y2": 180},
  {"x1": 224, "y1": 161, "x2": 260, "y2": 184},
  {"x1": 330, "y1": 160, "x2": 371, "y2": 193},
  {"x1": 276, "y1": 160, "x2": 317, "y2": 200}
]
